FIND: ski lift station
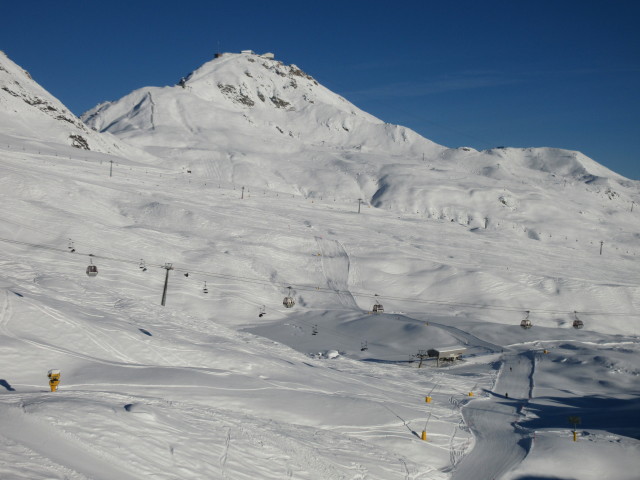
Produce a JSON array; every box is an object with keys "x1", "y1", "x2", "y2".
[{"x1": 427, "y1": 346, "x2": 467, "y2": 367}]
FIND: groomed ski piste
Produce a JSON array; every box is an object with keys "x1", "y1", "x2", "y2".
[{"x1": 1, "y1": 50, "x2": 639, "y2": 479}]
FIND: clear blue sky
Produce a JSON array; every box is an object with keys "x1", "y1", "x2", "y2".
[{"x1": 3, "y1": 1, "x2": 639, "y2": 179}]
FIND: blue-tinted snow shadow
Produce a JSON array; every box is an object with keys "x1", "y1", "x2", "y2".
[
  {"x1": 513, "y1": 476, "x2": 576, "y2": 480},
  {"x1": 0, "y1": 379, "x2": 15, "y2": 391},
  {"x1": 521, "y1": 395, "x2": 640, "y2": 440},
  {"x1": 361, "y1": 358, "x2": 415, "y2": 365},
  {"x1": 482, "y1": 389, "x2": 527, "y2": 403}
]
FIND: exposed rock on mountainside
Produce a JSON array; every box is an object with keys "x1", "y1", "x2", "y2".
[{"x1": 0, "y1": 51, "x2": 155, "y2": 159}]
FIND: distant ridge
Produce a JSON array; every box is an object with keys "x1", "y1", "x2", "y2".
[{"x1": 0, "y1": 51, "x2": 154, "y2": 161}]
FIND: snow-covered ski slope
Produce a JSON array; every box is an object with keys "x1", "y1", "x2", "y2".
[{"x1": 1, "y1": 50, "x2": 639, "y2": 479}]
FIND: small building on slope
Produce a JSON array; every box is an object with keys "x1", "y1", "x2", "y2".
[{"x1": 427, "y1": 346, "x2": 467, "y2": 367}]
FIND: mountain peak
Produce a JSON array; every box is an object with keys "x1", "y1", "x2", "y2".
[
  {"x1": 179, "y1": 51, "x2": 317, "y2": 91},
  {"x1": 177, "y1": 52, "x2": 321, "y2": 111},
  {"x1": 81, "y1": 52, "x2": 442, "y2": 159}
]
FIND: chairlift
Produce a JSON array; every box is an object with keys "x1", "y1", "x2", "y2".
[
  {"x1": 572, "y1": 311, "x2": 584, "y2": 329},
  {"x1": 202, "y1": 281, "x2": 208, "y2": 294},
  {"x1": 372, "y1": 294, "x2": 384, "y2": 314},
  {"x1": 68, "y1": 239, "x2": 75, "y2": 253},
  {"x1": 86, "y1": 257, "x2": 98, "y2": 277},
  {"x1": 258, "y1": 305, "x2": 266, "y2": 317},
  {"x1": 520, "y1": 310, "x2": 532, "y2": 329},
  {"x1": 139, "y1": 259, "x2": 147, "y2": 272},
  {"x1": 283, "y1": 286, "x2": 295, "y2": 308},
  {"x1": 361, "y1": 341, "x2": 368, "y2": 351},
  {"x1": 312, "y1": 325, "x2": 318, "y2": 335}
]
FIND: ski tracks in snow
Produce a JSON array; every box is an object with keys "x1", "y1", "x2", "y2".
[
  {"x1": 6, "y1": 294, "x2": 139, "y2": 365},
  {"x1": 446, "y1": 420, "x2": 472, "y2": 472},
  {"x1": 314, "y1": 236, "x2": 358, "y2": 309},
  {"x1": 0, "y1": 402, "x2": 141, "y2": 480},
  {"x1": 219, "y1": 426, "x2": 231, "y2": 478},
  {"x1": 0, "y1": 290, "x2": 12, "y2": 336},
  {"x1": 451, "y1": 352, "x2": 535, "y2": 480}
]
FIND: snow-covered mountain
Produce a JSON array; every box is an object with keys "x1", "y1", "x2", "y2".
[
  {"x1": 81, "y1": 52, "x2": 448, "y2": 201},
  {"x1": 0, "y1": 50, "x2": 155, "y2": 161},
  {"x1": 1, "y1": 50, "x2": 639, "y2": 479},
  {"x1": 82, "y1": 52, "x2": 442, "y2": 153},
  {"x1": 82, "y1": 51, "x2": 638, "y2": 215}
]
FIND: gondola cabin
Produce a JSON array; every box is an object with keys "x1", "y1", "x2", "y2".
[
  {"x1": 572, "y1": 312, "x2": 583, "y2": 329},
  {"x1": 520, "y1": 310, "x2": 532, "y2": 329},
  {"x1": 520, "y1": 319, "x2": 532, "y2": 329},
  {"x1": 372, "y1": 294, "x2": 384, "y2": 313},
  {"x1": 86, "y1": 264, "x2": 98, "y2": 277},
  {"x1": 283, "y1": 286, "x2": 295, "y2": 308}
]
